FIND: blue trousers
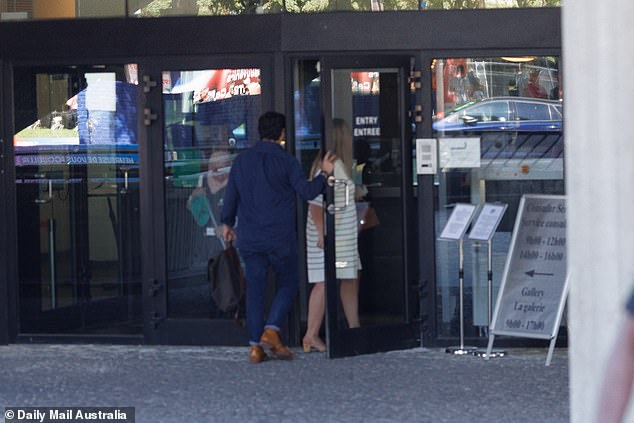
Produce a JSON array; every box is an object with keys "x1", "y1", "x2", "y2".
[{"x1": 241, "y1": 246, "x2": 299, "y2": 345}]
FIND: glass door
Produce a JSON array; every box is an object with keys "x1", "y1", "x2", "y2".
[
  {"x1": 143, "y1": 58, "x2": 268, "y2": 345},
  {"x1": 320, "y1": 56, "x2": 419, "y2": 357},
  {"x1": 14, "y1": 64, "x2": 142, "y2": 335}
]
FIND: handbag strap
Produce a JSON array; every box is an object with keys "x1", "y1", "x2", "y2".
[{"x1": 202, "y1": 188, "x2": 226, "y2": 250}]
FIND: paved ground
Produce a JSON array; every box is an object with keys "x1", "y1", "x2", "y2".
[{"x1": 0, "y1": 345, "x2": 569, "y2": 423}]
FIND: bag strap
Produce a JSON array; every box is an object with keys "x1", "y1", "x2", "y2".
[{"x1": 202, "y1": 189, "x2": 226, "y2": 250}]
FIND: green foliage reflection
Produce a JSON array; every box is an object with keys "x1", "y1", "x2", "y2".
[{"x1": 136, "y1": 0, "x2": 560, "y2": 15}]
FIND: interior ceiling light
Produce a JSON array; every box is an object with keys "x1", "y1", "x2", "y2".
[{"x1": 501, "y1": 56, "x2": 536, "y2": 63}]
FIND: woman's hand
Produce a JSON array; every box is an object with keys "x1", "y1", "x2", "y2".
[{"x1": 320, "y1": 151, "x2": 337, "y2": 176}]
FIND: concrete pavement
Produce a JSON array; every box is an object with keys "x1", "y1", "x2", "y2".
[{"x1": 0, "y1": 345, "x2": 569, "y2": 422}]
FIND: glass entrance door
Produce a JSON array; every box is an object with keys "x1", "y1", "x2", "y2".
[
  {"x1": 14, "y1": 64, "x2": 142, "y2": 335},
  {"x1": 320, "y1": 56, "x2": 419, "y2": 357},
  {"x1": 145, "y1": 60, "x2": 267, "y2": 345}
]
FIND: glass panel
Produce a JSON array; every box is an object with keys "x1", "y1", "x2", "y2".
[
  {"x1": 286, "y1": 0, "x2": 417, "y2": 12},
  {"x1": 14, "y1": 64, "x2": 142, "y2": 334},
  {"x1": 330, "y1": 68, "x2": 404, "y2": 328},
  {"x1": 20, "y1": 0, "x2": 125, "y2": 19},
  {"x1": 432, "y1": 56, "x2": 563, "y2": 339},
  {"x1": 293, "y1": 59, "x2": 322, "y2": 337},
  {"x1": 296, "y1": 65, "x2": 406, "y2": 336},
  {"x1": 163, "y1": 68, "x2": 262, "y2": 318},
  {"x1": 0, "y1": 0, "x2": 560, "y2": 19},
  {"x1": 132, "y1": 0, "x2": 275, "y2": 16},
  {"x1": 75, "y1": 0, "x2": 126, "y2": 17},
  {"x1": 423, "y1": 0, "x2": 560, "y2": 10}
]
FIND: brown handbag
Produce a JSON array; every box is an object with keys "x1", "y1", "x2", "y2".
[
  {"x1": 207, "y1": 243, "x2": 246, "y2": 326},
  {"x1": 357, "y1": 202, "x2": 380, "y2": 231}
]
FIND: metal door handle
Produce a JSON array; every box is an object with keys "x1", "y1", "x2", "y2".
[
  {"x1": 35, "y1": 179, "x2": 54, "y2": 204},
  {"x1": 326, "y1": 178, "x2": 350, "y2": 214}
]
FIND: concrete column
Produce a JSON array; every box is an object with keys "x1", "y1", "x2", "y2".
[{"x1": 564, "y1": 1, "x2": 634, "y2": 422}]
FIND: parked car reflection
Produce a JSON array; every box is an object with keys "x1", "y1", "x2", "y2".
[
  {"x1": 433, "y1": 97, "x2": 564, "y2": 182},
  {"x1": 433, "y1": 96, "x2": 562, "y2": 133}
]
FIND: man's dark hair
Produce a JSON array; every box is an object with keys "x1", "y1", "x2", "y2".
[{"x1": 258, "y1": 111, "x2": 286, "y2": 141}]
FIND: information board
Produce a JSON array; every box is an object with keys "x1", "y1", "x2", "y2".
[
  {"x1": 468, "y1": 203, "x2": 508, "y2": 241},
  {"x1": 489, "y1": 195, "x2": 567, "y2": 340},
  {"x1": 439, "y1": 203, "x2": 477, "y2": 241}
]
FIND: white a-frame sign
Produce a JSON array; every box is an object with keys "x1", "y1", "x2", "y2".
[{"x1": 486, "y1": 194, "x2": 568, "y2": 366}]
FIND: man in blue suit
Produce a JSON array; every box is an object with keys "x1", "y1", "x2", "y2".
[{"x1": 221, "y1": 111, "x2": 335, "y2": 363}]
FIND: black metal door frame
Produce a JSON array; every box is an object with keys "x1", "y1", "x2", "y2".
[
  {"x1": 0, "y1": 58, "x2": 10, "y2": 345},
  {"x1": 141, "y1": 54, "x2": 276, "y2": 345},
  {"x1": 3, "y1": 59, "x2": 146, "y2": 342},
  {"x1": 320, "y1": 54, "x2": 420, "y2": 357}
]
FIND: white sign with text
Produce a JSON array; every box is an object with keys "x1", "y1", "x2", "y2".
[
  {"x1": 489, "y1": 195, "x2": 567, "y2": 339},
  {"x1": 468, "y1": 203, "x2": 508, "y2": 241},
  {"x1": 439, "y1": 203, "x2": 477, "y2": 241},
  {"x1": 439, "y1": 137, "x2": 480, "y2": 169}
]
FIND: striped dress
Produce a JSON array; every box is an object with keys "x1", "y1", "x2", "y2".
[{"x1": 306, "y1": 159, "x2": 361, "y2": 283}]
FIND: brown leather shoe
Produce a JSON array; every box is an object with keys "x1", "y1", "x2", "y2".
[
  {"x1": 249, "y1": 345, "x2": 268, "y2": 364},
  {"x1": 260, "y1": 328, "x2": 293, "y2": 360}
]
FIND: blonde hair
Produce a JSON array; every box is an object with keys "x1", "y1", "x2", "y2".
[
  {"x1": 332, "y1": 118, "x2": 353, "y2": 179},
  {"x1": 309, "y1": 119, "x2": 354, "y2": 180}
]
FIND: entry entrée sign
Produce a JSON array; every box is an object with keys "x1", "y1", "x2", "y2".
[{"x1": 487, "y1": 195, "x2": 567, "y2": 365}]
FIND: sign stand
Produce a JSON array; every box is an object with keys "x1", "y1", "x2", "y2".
[
  {"x1": 445, "y1": 238, "x2": 477, "y2": 355},
  {"x1": 545, "y1": 277, "x2": 569, "y2": 366},
  {"x1": 439, "y1": 203, "x2": 478, "y2": 356},
  {"x1": 473, "y1": 239, "x2": 506, "y2": 357},
  {"x1": 467, "y1": 203, "x2": 508, "y2": 358},
  {"x1": 484, "y1": 195, "x2": 567, "y2": 366}
]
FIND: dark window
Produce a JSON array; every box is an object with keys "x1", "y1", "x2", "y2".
[{"x1": 515, "y1": 101, "x2": 552, "y2": 120}]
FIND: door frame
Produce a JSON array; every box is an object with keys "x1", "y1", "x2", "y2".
[
  {"x1": 0, "y1": 58, "x2": 10, "y2": 345},
  {"x1": 319, "y1": 54, "x2": 421, "y2": 358},
  {"x1": 4, "y1": 60, "x2": 146, "y2": 340},
  {"x1": 140, "y1": 54, "x2": 275, "y2": 345}
]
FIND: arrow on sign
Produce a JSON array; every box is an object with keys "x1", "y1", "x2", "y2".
[{"x1": 525, "y1": 270, "x2": 554, "y2": 277}]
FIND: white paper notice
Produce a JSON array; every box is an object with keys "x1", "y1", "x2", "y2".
[
  {"x1": 439, "y1": 137, "x2": 481, "y2": 169},
  {"x1": 468, "y1": 203, "x2": 508, "y2": 241},
  {"x1": 86, "y1": 73, "x2": 117, "y2": 112},
  {"x1": 439, "y1": 203, "x2": 477, "y2": 240}
]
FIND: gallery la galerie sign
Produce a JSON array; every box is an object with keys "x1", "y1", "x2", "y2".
[{"x1": 491, "y1": 195, "x2": 567, "y2": 339}]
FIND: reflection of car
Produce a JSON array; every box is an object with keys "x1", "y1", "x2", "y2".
[
  {"x1": 433, "y1": 97, "x2": 562, "y2": 133},
  {"x1": 433, "y1": 97, "x2": 564, "y2": 182}
]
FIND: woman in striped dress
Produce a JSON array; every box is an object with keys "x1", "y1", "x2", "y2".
[{"x1": 303, "y1": 119, "x2": 361, "y2": 353}]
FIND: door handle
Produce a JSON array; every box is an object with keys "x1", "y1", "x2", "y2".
[
  {"x1": 326, "y1": 178, "x2": 350, "y2": 214},
  {"x1": 35, "y1": 179, "x2": 54, "y2": 204}
]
